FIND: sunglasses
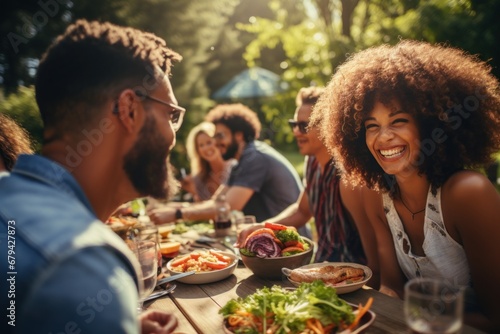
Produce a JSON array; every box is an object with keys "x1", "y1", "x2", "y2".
[{"x1": 288, "y1": 119, "x2": 309, "y2": 134}]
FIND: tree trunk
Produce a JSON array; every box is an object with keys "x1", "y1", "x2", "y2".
[{"x1": 341, "y1": 0, "x2": 360, "y2": 38}]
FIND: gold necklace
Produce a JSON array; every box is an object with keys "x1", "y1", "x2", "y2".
[{"x1": 399, "y1": 196, "x2": 425, "y2": 221}]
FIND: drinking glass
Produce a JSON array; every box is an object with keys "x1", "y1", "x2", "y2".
[
  {"x1": 136, "y1": 226, "x2": 162, "y2": 274},
  {"x1": 234, "y1": 215, "x2": 256, "y2": 234},
  {"x1": 404, "y1": 278, "x2": 464, "y2": 334},
  {"x1": 134, "y1": 239, "x2": 158, "y2": 312}
]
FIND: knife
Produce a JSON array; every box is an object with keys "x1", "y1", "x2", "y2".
[{"x1": 156, "y1": 271, "x2": 196, "y2": 287}]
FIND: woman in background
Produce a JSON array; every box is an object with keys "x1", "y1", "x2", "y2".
[
  {"x1": 183, "y1": 122, "x2": 234, "y2": 201},
  {"x1": 311, "y1": 40, "x2": 500, "y2": 331}
]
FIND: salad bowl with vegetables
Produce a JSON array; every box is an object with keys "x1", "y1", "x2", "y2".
[
  {"x1": 220, "y1": 281, "x2": 374, "y2": 334},
  {"x1": 238, "y1": 223, "x2": 314, "y2": 279}
]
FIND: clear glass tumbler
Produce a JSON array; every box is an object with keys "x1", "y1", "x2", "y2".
[
  {"x1": 134, "y1": 239, "x2": 158, "y2": 312},
  {"x1": 404, "y1": 277, "x2": 464, "y2": 334}
]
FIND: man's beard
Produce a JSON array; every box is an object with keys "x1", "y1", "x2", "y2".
[
  {"x1": 222, "y1": 138, "x2": 239, "y2": 160},
  {"x1": 123, "y1": 116, "x2": 179, "y2": 199}
]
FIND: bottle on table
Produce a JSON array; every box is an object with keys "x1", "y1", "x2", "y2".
[{"x1": 214, "y1": 194, "x2": 232, "y2": 237}]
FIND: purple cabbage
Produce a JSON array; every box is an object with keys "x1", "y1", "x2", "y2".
[{"x1": 245, "y1": 233, "x2": 281, "y2": 258}]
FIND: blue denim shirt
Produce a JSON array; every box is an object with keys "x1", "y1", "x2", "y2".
[{"x1": 0, "y1": 155, "x2": 141, "y2": 333}]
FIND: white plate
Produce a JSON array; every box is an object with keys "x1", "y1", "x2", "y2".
[
  {"x1": 166, "y1": 250, "x2": 238, "y2": 284},
  {"x1": 283, "y1": 262, "x2": 372, "y2": 294}
]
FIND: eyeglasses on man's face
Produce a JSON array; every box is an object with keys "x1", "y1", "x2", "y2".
[
  {"x1": 135, "y1": 90, "x2": 186, "y2": 132},
  {"x1": 288, "y1": 119, "x2": 309, "y2": 134}
]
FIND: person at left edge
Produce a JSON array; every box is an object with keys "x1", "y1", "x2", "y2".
[{"x1": 0, "y1": 20, "x2": 184, "y2": 334}]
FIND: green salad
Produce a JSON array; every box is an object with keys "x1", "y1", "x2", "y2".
[
  {"x1": 172, "y1": 220, "x2": 212, "y2": 235},
  {"x1": 220, "y1": 281, "x2": 364, "y2": 334}
]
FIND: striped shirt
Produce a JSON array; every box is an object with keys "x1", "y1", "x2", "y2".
[{"x1": 305, "y1": 156, "x2": 366, "y2": 264}]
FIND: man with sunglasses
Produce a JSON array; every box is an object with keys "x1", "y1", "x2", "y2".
[
  {"x1": 150, "y1": 103, "x2": 309, "y2": 236},
  {"x1": 0, "y1": 20, "x2": 182, "y2": 333},
  {"x1": 235, "y1": 87, "x2": 370, "y2": 269}
]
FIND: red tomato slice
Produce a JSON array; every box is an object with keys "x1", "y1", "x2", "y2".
[
  {"x1": 170, "y1": 255, "x2": 191, "y2": 267},
  {"x1": 209, "y1": 250, "x2": 231, "y2": 263},
  {"x1": 281, "y1": 246, "x2": 304, "y2": 256},
  {"x1": 204, "y1": 260, "x2": 229, "y2": 270},
  {"x1": 190, "y1": 252, "x2": 201, "y2": 260},
  {"x1": 284, "y1": 241, "x2": 304, "y2": 249},
  {"x1": 264, "y1": 222, "x2": 288, "y2": 231}
]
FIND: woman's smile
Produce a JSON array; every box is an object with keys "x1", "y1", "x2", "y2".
[{"x1": 378, "y1": 145, "x2": 407, "y2": 160}]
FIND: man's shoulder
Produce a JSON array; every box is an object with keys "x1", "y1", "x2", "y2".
[
  {"x1": 15, "y1": 245, "x2": 138, "y2": 333},
  {"x1": 251, "y1": 141, "x2": 283, "y2": 157}
]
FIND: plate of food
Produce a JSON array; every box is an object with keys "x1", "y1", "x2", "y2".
[
  {"x1": 282, "y1": 262, "x2": 372, "y2": 294},
  {"x1": 166, "y1": 249, "x2": 238, "y2": 284},
  {"x1": 220, "y1": 281, "x2": 375, "y2": 334}
]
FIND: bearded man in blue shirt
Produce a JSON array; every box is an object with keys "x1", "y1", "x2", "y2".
[{"x1": 0, "y1": 20, "x2": 184, "y2": 333}]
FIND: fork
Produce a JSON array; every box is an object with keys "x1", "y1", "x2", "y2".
[{"x1": 143, "y1": 283, "x2": 176, "y2": 303}]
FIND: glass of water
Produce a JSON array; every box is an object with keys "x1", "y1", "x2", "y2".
[
  {"x1": 134, "y1": 239, "x2": 158, "y2": 312},
  {"x1": 404, "y1": 277, "x2": 464, "y2": 334}
]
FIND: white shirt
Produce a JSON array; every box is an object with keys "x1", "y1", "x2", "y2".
[{"x1": 383, "y1": 187, "x2": 470, "y2": 287}]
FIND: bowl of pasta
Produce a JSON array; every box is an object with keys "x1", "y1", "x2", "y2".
[{"x1": 166, "y1": 249, "x2": 238, "y2": 284}]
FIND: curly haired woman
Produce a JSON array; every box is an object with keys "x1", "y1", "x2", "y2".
[{"x1": 311, "y1": 40, "x2": 500, "y2": 331}]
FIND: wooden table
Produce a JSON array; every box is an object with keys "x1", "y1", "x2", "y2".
[{"x1": 146, "y1": 263, "x2": 485, "y2": 334}]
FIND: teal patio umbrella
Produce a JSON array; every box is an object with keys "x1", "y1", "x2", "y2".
[{"x1": 212, "y1": 66, "x2": 285, "y2": 99}]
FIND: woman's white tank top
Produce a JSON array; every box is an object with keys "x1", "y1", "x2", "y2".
[{"x1": 382, "y1": 187, "x2": 470, "y2": 287}]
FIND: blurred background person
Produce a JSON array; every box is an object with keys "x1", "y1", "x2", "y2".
[
  {"x1": 0, "y1": 113, "x2": 33, "y2": 175},
  {"x1": 150, "y1": 103, "x2": 310, "y2": 236},
  {"x1": 182, "y1": 121, "x2": 235, "y2": 202}
]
